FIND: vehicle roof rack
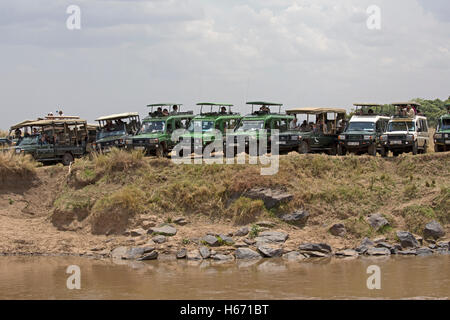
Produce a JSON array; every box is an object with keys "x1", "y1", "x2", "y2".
[{"x1": 96, "y1": 112, "x2": 140, "y2": 121}]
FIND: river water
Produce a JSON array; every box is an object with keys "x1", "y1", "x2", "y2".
[{"x1": 0, "y1": 255, "x2": 448, "y2": 299}]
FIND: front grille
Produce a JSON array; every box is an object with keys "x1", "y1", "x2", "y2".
[
  {"x1": 388, "y1": 135, "x2": 406, "y2": 140},
  {"x1": 134, "y1": 140, "x2": 147, "y2": 145},
  {"x1": 347, "y1": 135, "x2": 363, "y2": 141}
]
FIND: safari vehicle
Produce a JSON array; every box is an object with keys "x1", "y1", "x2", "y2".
[
  {"x1": 6, "y1": 120, "x2": 36, "y2": 146},
  {"x1": 12, "y1": 117, "x2": 93, "y2": 165},
  {"x1": 94, "y1": 113, "x2": 140, "y2": 152},
  {"x1": 179, "y1": 103, "x2": 241, "y2": 155},
  {"x1": 127, "y1": 104, "x2": 194, "y2": 157},
  {"x1": 433, "y1": 103, "x2": 450, "y2": 152},
  {"x1": 380, "y1": 102, "x2": 429, "y2": 157},
  {"x1": 225, "y1": 102, "x2": 298, "y2": 155},
  {"x1": 337, "y1": 103, "x2": 390, "y2": 156},
  {"x1": 285, "y1": 107, "x2": 347, "y2": 155}
]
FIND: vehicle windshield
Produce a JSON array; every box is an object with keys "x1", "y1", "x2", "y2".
[
  {"x1": 236, "y1": 120, "x2": 265, "y2": 132},
  {"x1": 346, "y1": 122, "x2": 375, "y2": 132},
  {"x1": 18, "y1": 135, "x2": 39, "y2": 146},
  {"x1": 439, "y1": 119, "x2": 450, "y2": 131},
  {"x1": 140, "y1": 121, "x2": 165, "y2": 134},
  {"x1": 388, "y1": 121, "x2": 415, "y2": 132},
  {"x1": 97, "y1": 124, "x2": 126, "y2": 139},
  {"x1": 188, "y1": 120, "x2": 215, "y2": 132}
]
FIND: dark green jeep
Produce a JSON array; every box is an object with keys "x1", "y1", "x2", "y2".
[
  {"x1": 127, "y1": 104, "x2": 194, "y2": 157},
  {"x1": 11, "y1": 117, "x2": 93, "y2": 165},
  {"x1": 179, "y1": 103, "x2": 241, "y2": 156},
  {"x1": 94, "y1": 113, "x2": 140, "y2": 152},
  {"x1": 337, "y1": 103, "x2": 390, "y2": 156},
  {"x1": 286, "y1": 107, "x2": 347, "y2": 155},
  {"x1": 434, "y1": 104, "x2": 450, "y2": 152},
  {"x1": 225, "y1": 101, "x2": 298, "y2": 156}
]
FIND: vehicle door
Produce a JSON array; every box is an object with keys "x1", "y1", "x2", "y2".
[
  {"x1": 166, "y1": 119, "x2": 174, "y2": 148},
  {"x1": 35, "y1": 140, "x2": 55, "y2": 160},
  {"x1": 416, "y1": 119, "x2": 424, "y2": 147}
]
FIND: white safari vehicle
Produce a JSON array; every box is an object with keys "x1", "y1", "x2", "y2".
[{"x1": 380, "y1": 102, "x2": 429, "y2": 157}]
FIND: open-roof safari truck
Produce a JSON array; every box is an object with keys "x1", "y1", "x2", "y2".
[
  {"x1": 433, "y1": 103, "x2": 450, "y2": 152},
  {"x1": 179, "y1": 103, "x2": 241, "y2": 157},
  {"x1": 94, "y1": 113, "x2": 140, "y2": 152},
  {"x1": 128, "y1": 104, "x2": 194, "y2": 157},
  {"x1": 337, "y1": 103, "x2": 390, "y2": 156},
  {"x1": 11, "y1": 116, "x2": 93, "y2": 165},
  {"x1": 285, "y1": 107, "x2": 346, "y2": 155},
  {"x1": 225, "y1": 101, "x2": 298, "y2": 157},
  {"x1": 380, "y1": 102, "x2": 429, "y2": 157}
]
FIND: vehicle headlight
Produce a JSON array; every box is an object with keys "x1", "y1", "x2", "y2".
[
  {"x1": 406, "y1": 135, "x2": 414, "y2": 141},
  {"x1": 364, "y1": 135, "x2": 373, "y2": 140},
  {"x1": 15, "y1": 148, "x2": 21, "y2": 154},
  {"x1": 338, "y1": 135, "x2": 346, "y2": 140},
  {"x1": 434, "y1": 133, "x2": 442, "y2": 139},
  {"x1": 149, "y1": 138, "x2": 159, "y2": 144},
  {"x1": 291, "y1": 135, "x2": 299, "y2": 140},
  {"x1": 114, "y1": 140, "x2": 119, "y2": 145}
]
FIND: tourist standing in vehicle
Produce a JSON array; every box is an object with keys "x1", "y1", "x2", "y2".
[
  {"x1": 171, "y1": 105, "x2": 178, "y2": 114},
  {"x1": 290, "y1": 118, "x2": 298, "y2": 129}
]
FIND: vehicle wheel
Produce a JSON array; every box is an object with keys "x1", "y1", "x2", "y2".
[
  {"x1": 392, "y1": 151, "x2": 399, "y2": 157},
  {"x1": 412, "y1": 141, "x2": 418, "y2": 155},
  {"x1": 156, "y1": 145, "x2": 168, "y2": 158},
  {"x1": 328, "y1": 144, "x2": 337, "y2": 156},
  {"x1": 337, "y1": 144, "x2": 346, "y2": 156},
  {"x1": 298, "y1": 141, "x2": 309, "y2": 154},
  {"x1": 380, "y1": 147, "x2": 387, "y2": 158},
  {"x1": 434, "y1": 145, "x2": 440, "y2": 153},
  {"x1": 62, "y1": 153, "x2": 74, "y2": 166},
  {"x1": 368, "y1": 144, "x2": 377, "y2": 156}
]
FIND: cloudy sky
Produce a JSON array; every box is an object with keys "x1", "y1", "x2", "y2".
[{"x1": 1, "y1": 0, "x2": 449, "y2": 128}]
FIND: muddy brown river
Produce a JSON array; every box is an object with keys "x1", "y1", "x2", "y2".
[{"x1": 0, "y1": 255, "x2": 448, "y2": 299}]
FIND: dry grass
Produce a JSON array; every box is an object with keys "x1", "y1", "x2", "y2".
[
  {"x1": 54, "y1": 151, "x2": 450, "y2": 236},
  {"x1": 0, "y1": 150, "x2": 38, "y2": 181}
]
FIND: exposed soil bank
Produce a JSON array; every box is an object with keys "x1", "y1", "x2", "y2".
[{"x1": 0, "y1": 151, "x2": 448, "y2": 259}]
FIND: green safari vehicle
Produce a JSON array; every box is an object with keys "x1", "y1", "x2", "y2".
[
  {"x1": 11, "y1": 117, "x2": 93, "y2": 165},
  {"x1": 225, "y1": 101, "x2": 298, "y2": 156},
  {"x1": 286, "y1": 107, "x2": 347, "y2": 155},
  {"x1": 94, "y1": 113, "x2": 141, "y2": 152},
  {"x1": 179, "y1": 103, "x2": 241, "y2": 156},
  {"x1": 127, "y1": 104, "x2": 195, "y2": 157},
  {"x1": 434, "y1": 103, "x2": 450, "y2": 152},
  {"x1": 337, "y1": 103, "x2": 390, "y2": 156}
]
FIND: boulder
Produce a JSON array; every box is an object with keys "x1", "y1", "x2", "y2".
[
  {"x1": 129, "y1": 228, "x2": 146, "y2": 237},
  {"x1": 199, "y1": 246, "x2": 211, "y2": 259},
  {"x1": 416, "y1": 247, "x2": 434, "y2": 256},
  {"x1": 176, "y1": 248, "x2": 187, "y2": 259},
  {"x1": 367, "y1": 213, "x2": 389, "y2": 230},
  {"x1": 234, "y1": 226, "x2": 249, "y2": 237},
  {"x1": 254, "y1": 231, "x2": 289, "y2": 244},
  {"x1": 280, "y1": 210, "x2": 310, "y2": 226},
  {"x1": 329, "y1": 223, "x2": 346, "y2": 237},
  {"x1": 397, "y1": 250, "x2": 417, "y2": 255},
  {"x1": 298, "y1": 243, "x2": 332, "y2": 254},
  {"x1": 244, "y1": 238, "x2": 256, "y2": 245},
  {"x1": 233, "y1": 242, "x2": 248, "y2": 248},
  {"x1": 202, "y1": 235, "x2": 220, "y2": 247},
  {"x1": 302, "y1": 251, "x2": 329, "y2": 258},
  {"x1": 396, "y1": 231, "x2": 419, "y2": 248},
  {"x1": 138, "y1": 251, "x2": 158, "y2": 261},
  {"x1": 123, "y1": 247, "x2": 146, "y2": 260},
  {"x1": 186, "y1": 250, "x2": 202, "y2": 260},
  {"x1": 234, "y1": 248, "x2": 262, "y2": 260},
  {"x1": 245, "y1": 188, "x2": 293, "y2": 209},
  {"x1": 423, "y1": 221, "x2": 445, "y2": 240},
  {"x1": 335, "y1": 249, "x2": 359, "y2": 258},
  {"x1": 257, "y1": 244, "x2": 283, "y2": 258},
  {"x1": 173, "y1": 217, "x2": 189, "y2": 226},
  {"x1": 149, "y1": 225, "x2": 177, "y2": 237},
  {"x1": 217, "y1": 234, "x2": 234, "y2": 244},
  {"x1": 211, "y1": 254, "x2": 234, "y2": 261},
  {"x1": 152, "y1": 235, "x2": 167, "y2": 244},
  {"x1": 282, "y1": 251, "x2": 306, "y2": 261},
  {"x1": 111, "y1": 246, "x2": 128, "y2": 259},
  {"x1": 366, "y1": 247, "x2": 391, "y2": 256},
  {"x1": 375, "y1": 242, "x2": 394, "y2": 250}
]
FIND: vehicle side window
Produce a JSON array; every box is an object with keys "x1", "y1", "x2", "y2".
[{"x1": 423, "y1": 120, "x2": 428, "y2": 132}]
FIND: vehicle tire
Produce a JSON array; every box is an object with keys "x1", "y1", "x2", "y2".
[
  {"x1": 368, "y1": 144, "x2": 377, "y2": 157},
  {"x1": 392, "y1": 151, "x2": 399, "y2": 157},
  {"x1": 434, "y1": 144, "x2": 440, "y2": 153},
  {"x1": 156, "y1": 144, "x2": 168, "y2": 158},
  {"x1": 380, "y1": 147, "x2": 387, "y2": 158},
  {"x1": 62, "y1": 152, "x2": 74, "y2": 166},
  {"x1": 328, "y1": 144, "x2": 337, "y2": 156},
  {"x1": 412, "y1": 141, "x2": 418, "y2": 155},
  {"x1": 337, "y1": 144, "x2": 346, "y2": 156},
  {"x1": 298, "y1": 141, "x2": 309, "y2": 154}
]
